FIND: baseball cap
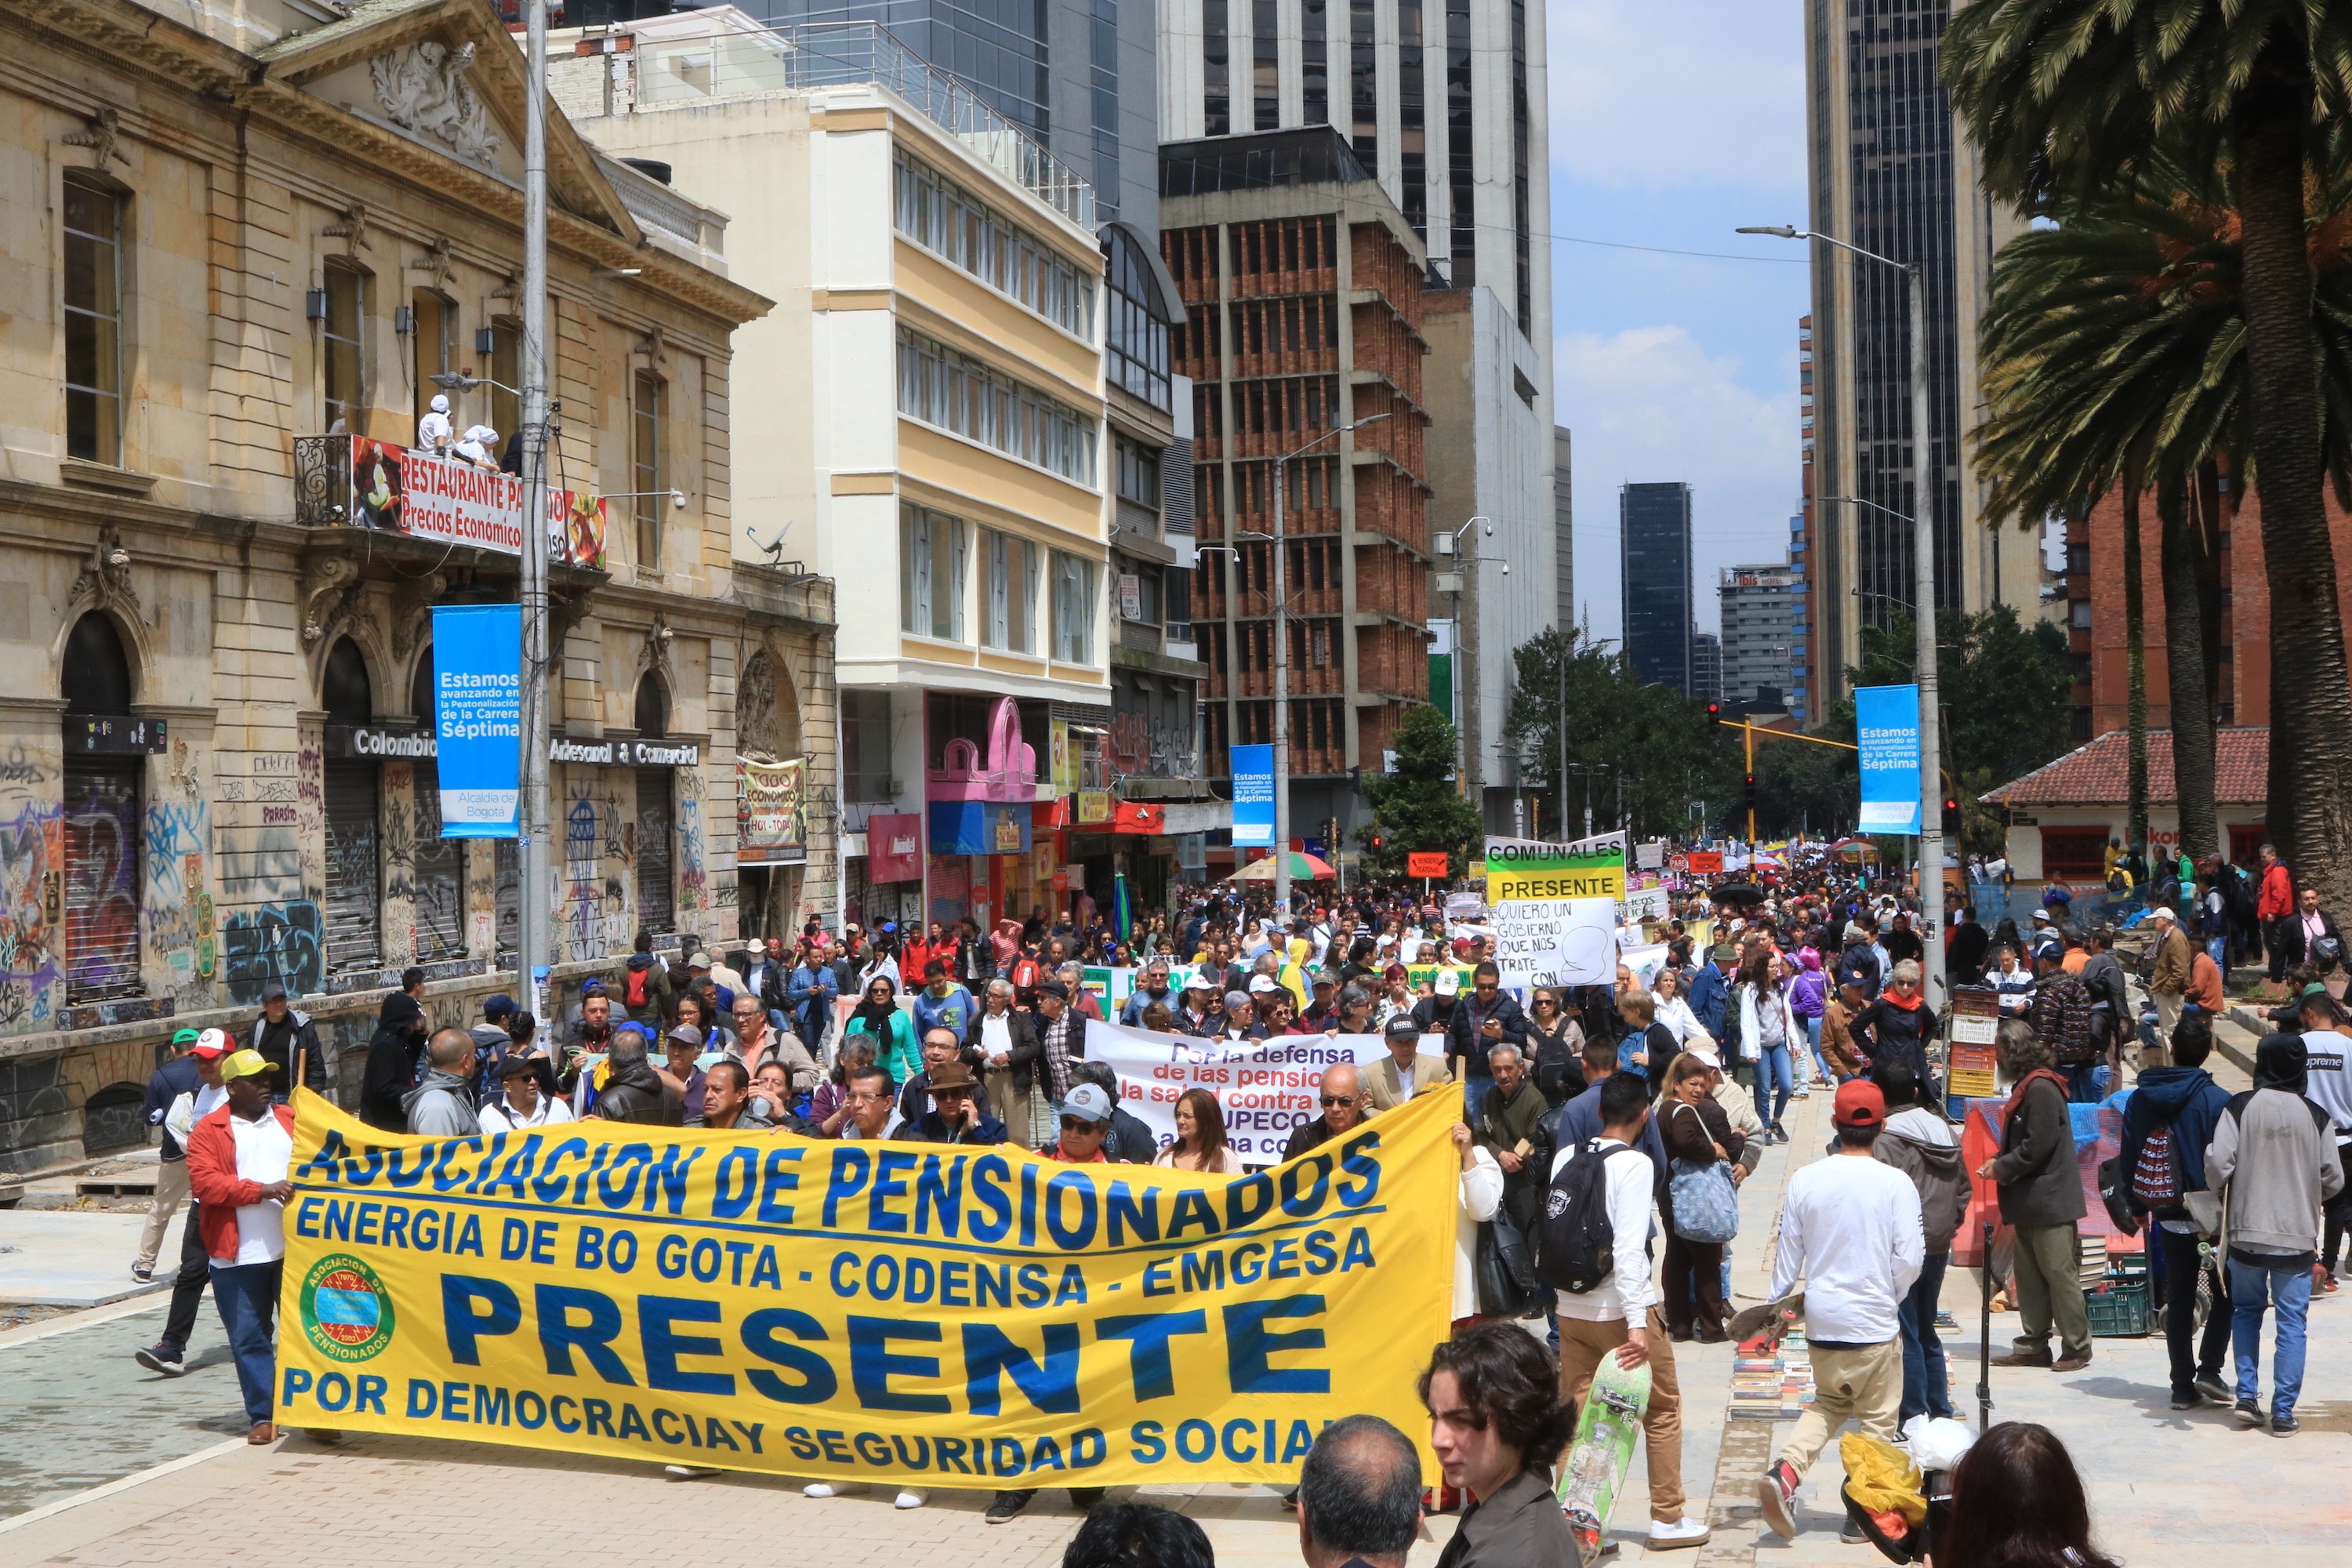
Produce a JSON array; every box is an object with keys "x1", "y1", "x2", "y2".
[
  {"x1": 485, "y1": 993, "x2": 516, "y2": 1018},
  {"x1": 1436, "y1": 970, "x2": 1461, "y2": 996},
  {"x1": 2148, "y1": 906, "x2": 2176, "y2": 923},
  {"x1": 1383, "y1": 1013, "x2": 1422, "y2": 1039},
  {"x1": 498, "y1": 1052, "x2": 543, "y2": 1078},
  {"x1": 2031, "y1": 909, "x2": 2053, "y2": 924},
  {"x1": 1181, "y1": 973, "x2": 1214, "y2": 992},
  {"x1": 688, "y1": 952, "x2": 713, "y2": 969},
  {"x1": 1312, "y1": 973, "x2": 1337, "y2": 989},
  {"x1": 191, "y1": 1027, "x2": 231, "y2": 1059},
  {"x1": 1833, "y1": 1080, "x2": 1886, "y2": 1128},
  {"x1": 261, "y1": 981, "x2": 289, "y2": 1001},
  {"x1": 1057, "y1": 1083, "x2": 1115, "y2": 1125},
  {"x1": 220, "y1": 1048, "x2": 279, "y2": 1083},
  {"x1": 172, "y1": 1027, "x2": 201, "y2": 1048},
  {"x1": 667, "y1": 1025, "x2": 705, "y2": 1049},
  {"x1": 1248, "y1": 975, "x2": 1281, "y2": 994},
  {"x1": 580, "y1": 978, "x2": 608, "y2": 994},
  {"x1": 1686, "y1": 1047, "x2": 1722, "y2": 1071}
]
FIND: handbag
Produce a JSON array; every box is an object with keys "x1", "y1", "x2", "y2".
[
  {"x1": 1475, "y1": 1213, "x2": 1544, "y2": 1317},
  {"x1": 1666, "y1": 1101, "x2": 1740, "y2": 1243}
]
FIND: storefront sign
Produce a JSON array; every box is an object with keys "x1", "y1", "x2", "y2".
[
  {"x1": 324, "y1": 725, "x2": 437, "y2": 760},
  {"x1": 429, "y1": 604, "x2": 521, "y2": 837},
  {"x1": 1076, "y1": 790, "x2": 1112, "y2": 826},
  {"x1": 1231, "y1": 743, "x2": 1275, "y2": 848},
  {"x1": 317, "y1": 436, "x2": 608, "y2": 567},
  {"x1": 547, "y1": 738, "x2": 702, "y2": 767},
  {"x1": 931, "y1": 800, "x2": 1033, "y2": 856},
  {"x1": 738, "y1": 756, "x2": 808, "y2": 866},
  {"x1": 866, "y1": 812, "x2": 924, "y2": 883},
  {"x1": 1855, "y1": 684, "x2": 1923, "y2": 836}
]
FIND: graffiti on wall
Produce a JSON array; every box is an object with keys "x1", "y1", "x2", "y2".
[
  {"x1": 379, "y1": 762, "x2": 418, "y2": 965},
  {"x1": 221, "y1": 900, "x2": 325, "y2": 1004},
  {"x1": 64, "y1": 775, "x2": 140, "y2": 1001},
  {"x1": 677, "y1": 764, "x2": 706, "y2": 914},
  {"x1": 0, "y1": 743, "x2": 64, "y2": 1034},
  {"x1": 142, "y1": 787, "x2": 215, "y2": 1008},
  {"x1": 565, "y1": 781, "x2": 601, "y2": 964}
]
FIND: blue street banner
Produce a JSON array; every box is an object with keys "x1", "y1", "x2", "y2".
[
  {"x1": 1230, "y1": 743, "x2": 1275, "y2": 848},
  {"x1": 430, "y1": 604, "x2": 521, "y2": 837},
  {"x1": 1854, "y1": 683, "x2": 1922, "y2": 836}
]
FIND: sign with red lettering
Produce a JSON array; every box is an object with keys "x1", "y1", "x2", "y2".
[
  {"x1": 1406, "y1": 851, "x2": 1450, "y2": 877},
  {"x1": 1686, "y1": 851, "x2": 1724, "y2": 874}
]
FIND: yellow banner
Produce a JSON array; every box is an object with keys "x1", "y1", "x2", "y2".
[{"x1": 273, "y1": 1089, "x2": 1461, "y2": 1486}]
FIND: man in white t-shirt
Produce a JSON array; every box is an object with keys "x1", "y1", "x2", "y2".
[
  {"x1": 136, "y1": 1029, "x2": 234, "y2": 1378},
  {"x1": 1759, "y1": 1080, "x2": 1925, "y2": 1541},
  {"x1": 185, "y1": 1048, "x2": 296, "y2": 1444}
]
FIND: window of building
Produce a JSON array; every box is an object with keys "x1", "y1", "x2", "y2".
[
  {"x1": 1203, "y1": 0, "x2": 1230, "y2": 134},
  {"x1": 896, "y1": 327, "x2": 1099, "y2": 485},
  {"x1": 60, "y1": 613, "x2": 140, "y2": 1004},
  {"x1": 1104, "y1": 228, "x2": 1171, "y2": 409},
  {"x1": 1052, "y1": 550, "x2": 1100, "y2": 664},
  {"x1": 633, "y1": 369, "x2": 663, "y2": 568},
  {"x1": 983, "y1": 528, "x2": 1042, "y2": 653},
  {"x1": 902, "y1": 504, "x2": 968, "y2": 641},
  {"x1": 322, "y1": 263, "x2": 365, "y2": 434},
  {"x1": 488, "y1": 318, "x2": 521, "y2": 447},
  {"x1": 843, "y1": 689, "x2": 895, "y2": 803},
  {"x1": 1115, "y1": 439, "x2": 1161, "y2": 507},
  {"x1": 411, "y1": 289, "x2": 452, "y2": 445},
  {"x1": 321, "y1": 637, "x2": 382, "y2": 975},
  {"x1": 62, "y1": 174, "x2": 123, "y2": 466},
  {"x1": 891, "y1": 153, "x2": 1096, "y2": 338}
]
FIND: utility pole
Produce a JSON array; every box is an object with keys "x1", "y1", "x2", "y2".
[{"x1": 517, "y1": 0, "x2": 552, "y2": 1021}]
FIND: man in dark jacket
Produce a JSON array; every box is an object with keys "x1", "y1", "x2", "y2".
[
  {"x1": 1446, "y1": 962, "x2": 1527, "y2": 1124},
  {"x1": 1283, "y1": 1062, "x2": 1370, "y2": 1161},
  {"x1": 246, "y1": 983, "x2": 328, "y2": 1100},
  {"x1": 1946, "y1": 908, "x2": 1991, "y2": 984},
  {"x1": 1837, "y1": 920, "x2": 1883, "y2": 1000},
  {"x1": 619, "y1": 933, "x2": 673, "y2": 1027},
  {"x1": 909, "y1": 1061, "x2": 1008, "y2": 1145},
  {"x1": 590, "y1": 1033, "x2": 686, "y2": 1125},
  {"x1": 1866, "y1": 1062, "x2": 1969, "y2": 1423},
  {"x1": 132, "y1": 1029, "x2": 206, "y2": 1282},
  {"x1": 2119, "y1": 1015, "x2": 2235, "y2": 1409},
  {"x1": 361, "y1": 994, "x2": 430, "y2": 1131},
  {"x1": 1472, "y1": 1044, "x2": 1552, "y2": 1238},
  {"x1": 1981, "y1": 1021, "x2": 2091, "y2": 1370}
]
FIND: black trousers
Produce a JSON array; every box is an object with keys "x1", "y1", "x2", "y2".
[
  {"x1": 2158, "y1": 1225, "x2": 2230, "y2": 1397},
  {"x1": 162, "y1": 1197, "x2": 210, "y2": 1351}
]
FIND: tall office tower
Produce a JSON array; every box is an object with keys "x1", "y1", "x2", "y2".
[
  {"x1": 1554, "y1": 426, "x2": 1573, "y2": 630},
  {"x1": 740, "y1": 0, "x2": 1160, "y2": 228},
  {"x1": 1621, "y1": 481, "x2": 1694, "y2": 695},
  {"x1": 1719, "y1": 565, "x2": 1798, "y2": 707},
  {"x1": 1800, "y1": 0, "x2": 2045, "y2": 709},
  {"x1": 1691, "y1": 633, "x2": 1722, "y2": 706},
  {"x1": 1165, "y1": 128, "x2": 1432, "y2": 847},
  {"x1": 1794, "y1": 314, "x2": 1817, "y2": 721}
]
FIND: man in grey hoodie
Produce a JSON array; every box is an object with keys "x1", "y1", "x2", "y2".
[
  {"x1": 1865, "y1": 1062, "x2": 1969, "y2": 1423},
  {"x1": 2206, "y1": 1033, "x2": 2345, "y2": 1434},
  {"x1": 404, "y1": 1029, "x2": 481, "y2": 1136}
]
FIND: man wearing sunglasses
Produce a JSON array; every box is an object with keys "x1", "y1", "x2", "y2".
[
  {"x1": 1282, "y1": 1063, "x2": 1368, "y2": 1161},
  {"x1": 1046, "y1": 1083, "x2": 1120, "y2": 1163}
]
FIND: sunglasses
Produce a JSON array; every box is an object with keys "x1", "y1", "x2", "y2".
[
  {"x1": 1059, "y1": 1116, "x2": 1105, "y2": 1132},
  {"x1": 1319, "y1": 1094, "x2": 1358, "y2": 1108}
]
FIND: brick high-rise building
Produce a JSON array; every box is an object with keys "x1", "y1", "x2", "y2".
[{"x1": 1163, "y1": 128, "x2": 1432, "y2": 846}]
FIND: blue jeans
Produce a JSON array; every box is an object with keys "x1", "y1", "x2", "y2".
[
  {"x1": 2065, "y1": 1063, "x2": 2110, "y2": 1103},
  {"x1": 211, "y1": 1258, "x2": 283, "y2": 1427},
  {"x1": 2205, "y1": 936, "x2": 2227, "y2": 969},
  {"x1": 1460, "y1": 1075, "x2": 1491, "y2": 1126},
  {"x1": 2230, "y1": 1254, "x2": 2312, "y2": 1416},
  {"x1": 1898, "y1": 1250, "x2": 1955, "y2": 1421},
  {"x1": 1756, "y1": 1043, "x2": 1794, "y2": 1127}
]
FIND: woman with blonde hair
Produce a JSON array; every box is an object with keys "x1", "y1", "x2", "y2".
[{"x1": 1153, "y1": 1087, "x2": 1243, "y2": 1174}]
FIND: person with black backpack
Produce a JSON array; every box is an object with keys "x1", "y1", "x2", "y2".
[
  {"x1": 2118, "y1": 1014, "x2": 2234, "y2": 1410},
  {"x1": 2027, "y1": 946, "x2": 2103, "y2": 1103},
  {"x1": 1544, "y1": 1070, "x2": 1711, "y2": 1552}
]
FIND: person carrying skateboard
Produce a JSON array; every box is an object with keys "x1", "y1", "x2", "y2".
[
  {"x1": 1758, "y1": 1080, "x2": 1925, "y2": 1542},
  {"x1": 1548, "y1": 1070, "x2": 1711, "y2": 1552}
]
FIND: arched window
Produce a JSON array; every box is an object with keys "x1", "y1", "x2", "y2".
[
  {"x1": 323, "y1": 637, "x2": 373, "y2": 724},
  {"x1": 410, "y1": 646, "x2": 435, "y2": 729},
  {"x1": 634, "y1": 673, "x2": 667, "y2": 739},
  {"x1": 62, "y1": 612, "x2": 133, "y2": 713}
]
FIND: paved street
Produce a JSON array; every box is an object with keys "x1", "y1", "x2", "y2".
[{"x1": 4, "y1": 1033, "x2": 2346, "y2": 1568}]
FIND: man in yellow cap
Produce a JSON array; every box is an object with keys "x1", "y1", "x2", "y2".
[{"x1": 185, "y1": 1049, "x2": 296, "y2": 1444}]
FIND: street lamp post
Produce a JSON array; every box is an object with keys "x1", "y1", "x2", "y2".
[
  {"x1": 1740, "y1": 223, "x2": 1945, "y2": 1010},
  {"x1": 1255, "y1": 414, "x2": 1389, "y2": 912}
]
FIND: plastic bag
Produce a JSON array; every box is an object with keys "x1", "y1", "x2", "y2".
[
  {"x1": 1840, "y1": 1433, "x2": 1927, "y2": 1528},
  {"x1": 1900, "y1": 1415, "x2": 1976, "y2": 1473}
]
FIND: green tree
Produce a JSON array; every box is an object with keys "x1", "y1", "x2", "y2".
[
  {"x1": 1499, "y1": 627, "x2": 1736, "y2": 841},
  {"x1": 1357, "y1": 704, "x2": 1482, "y2": 877},
  {"x1": 1841, "y1": 605, "x2": 2072, "y2": 794},
  {"x1": 1944, "y1": 0, "x2": 2352, "y2": 900}
]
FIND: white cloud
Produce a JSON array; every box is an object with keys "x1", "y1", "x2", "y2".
[
  {"x1": 1546, "y1": 0, "x2": 1806, "y2": 194},
  {"x1": 1555, "y1": 325, "x2": 1801, "y2": 640}
]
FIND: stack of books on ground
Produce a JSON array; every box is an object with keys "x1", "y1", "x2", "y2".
[{"x1": 1729, "y1": 1326, "x2": 1816, "y2": 1420}]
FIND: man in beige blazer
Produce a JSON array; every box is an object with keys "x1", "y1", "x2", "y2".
[{"x1": 1362, "y1": 1012, "x2": 1455, "y2": 1115}]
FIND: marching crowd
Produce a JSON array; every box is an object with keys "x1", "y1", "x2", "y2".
[{"x1": 111, "y1": 840, "x2": 2350, "y2": 1559}]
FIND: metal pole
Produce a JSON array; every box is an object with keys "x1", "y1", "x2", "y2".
[
  {"x1": 1557, "y1": 640, "x2": 1566, "y2": 842},
  {"x1": 1909, "y1": 263, "x2": 1947, "y2": 1013},
  {"x1": 517, "y1": 0, "x2": 552, "y2": 1023},
  {"x1": 1272, "y1": 452, "x2": 1290, "y2": 914}
]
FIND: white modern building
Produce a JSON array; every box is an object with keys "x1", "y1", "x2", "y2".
[{"x1": 1719, "y1": 564, "x2": 1798, "y2": 709}]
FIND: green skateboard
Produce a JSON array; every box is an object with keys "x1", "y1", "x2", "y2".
[{"x1": 1556, "y1": 1352, "x2": 1652, "y2": 1566}]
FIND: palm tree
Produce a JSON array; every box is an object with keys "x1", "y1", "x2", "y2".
[
  {"x1": 1974, "y1": 161, "x2": 2352, "y2": 868},
  {"x1": 1945, "y1": 2, "x2": 2352, "y2": 898}
]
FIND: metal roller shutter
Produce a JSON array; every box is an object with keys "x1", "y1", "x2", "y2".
[
  {"x1": 322, "y1": 762, "x2": 382, "y2": 973},
  {"x1": 495, "y1": 838, "x2": 519, "y2": 963},
  {"x1": 62, "y1": 756, "x2": 143, "y2": 1004},
  {"x1": 409, "y1": 761, "x2": 466, "y2": 961},
  {"x1": 636, "y1": 768, "x2": 675, "y2": 937}
]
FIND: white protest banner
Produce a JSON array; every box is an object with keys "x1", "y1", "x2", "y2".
[
  {"x1": 1636, "y1": 839, "x2": 1665, "y2": 870},
  {"x1": 1619, "y1": 942, "x2": 1672, "y2": 987},
  {"x1": 1622, "y1": 886, "x2": 1669, "y2": 923},
  {"x1": 1084, "y1": 1018, "x2": 1401, "y2": 1160},
  {"x1": 1491, "y1": 896, "x2": 1619, "y2": 987}
]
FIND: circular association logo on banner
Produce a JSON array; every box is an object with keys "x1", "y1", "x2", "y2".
[{"x1": 299, "y1": 1254, "x2": 396, "y2": 1363}]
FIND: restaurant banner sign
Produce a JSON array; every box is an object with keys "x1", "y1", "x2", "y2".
[{"x1": 301, "y1": 435, "x2": 608, "y2": 568}]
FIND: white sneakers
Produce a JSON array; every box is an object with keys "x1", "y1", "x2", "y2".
[
  {"x1": 664, "y1": 1465, "x2": 720, "y2": 1480},
  {"x1": 1648, "y1": 1518, "x2": 1711, "y2": 1549},
  {"x1": 800, "y1": 1483, "x2": 926, "y2": 1510}
]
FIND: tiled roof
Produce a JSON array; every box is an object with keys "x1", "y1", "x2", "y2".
[{"x1": 1981, "y1": 728, "x2": 2269, "y2": 807}]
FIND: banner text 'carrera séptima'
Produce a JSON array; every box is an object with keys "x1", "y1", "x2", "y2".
[{"x1": 274, "y1": 1089, "x2": 1461, "y2": 1486}]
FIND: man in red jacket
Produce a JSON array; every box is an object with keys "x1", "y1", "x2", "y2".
[
  {"x1": 2259, "y1": 843, "x2": 2296, "y2": 984},
  {"x1": 186, "y1": 1049, "x2": 296, "y2": 1444}
]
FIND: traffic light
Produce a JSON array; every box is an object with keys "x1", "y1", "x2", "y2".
[
  {"x1": 1942, "y1": 796, "x2": 1961, "y2": 836},
  {"x1": 1707, "y1": 700, "x2": 1722, "y2": 732},
  {"x1": 1743, "y1": 772, "x2": 1759, "y2": 811},
  {"x1": 1369, "y1": 833, "x2": 1384, "y2": 850}
]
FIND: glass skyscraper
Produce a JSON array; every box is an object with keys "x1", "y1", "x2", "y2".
[{"x1": 1620, "y1": 481, "x2": 1693, "y2": 695}]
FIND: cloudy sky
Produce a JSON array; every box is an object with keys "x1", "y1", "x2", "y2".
[{"x1": 1548, "y1": 0, "x2": 1811, "y2": 644}]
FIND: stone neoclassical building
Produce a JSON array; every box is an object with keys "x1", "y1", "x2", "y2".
[{"x1": 0, "y1": 0, "x2": 836, "y2": 1172}]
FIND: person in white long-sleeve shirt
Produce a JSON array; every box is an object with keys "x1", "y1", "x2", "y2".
[
  {"x1": 1548, "y1": 1071, "x2": 1711, "y2": 1551},
  {"x1": 1759, "y1": 1080, "x2": 1926, "y2": 1541}
]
